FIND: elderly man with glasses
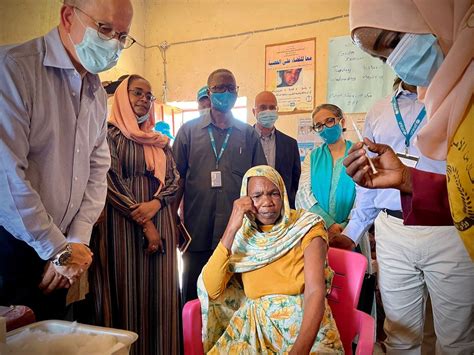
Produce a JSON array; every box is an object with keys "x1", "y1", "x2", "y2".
[
  {"x1": 173, "y1": 68, "x2": 267, "y2": 303},
  {"x1": 0, "y1": 0, "x2": 134, "y2": 320}
]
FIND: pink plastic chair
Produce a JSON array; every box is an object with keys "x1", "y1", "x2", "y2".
[
  {"x1": 327, "y1": 247, "x2": 375, "y2": 355},
  {"x1": 182, "y1": 247, "x2": 375, "y2": 355}
]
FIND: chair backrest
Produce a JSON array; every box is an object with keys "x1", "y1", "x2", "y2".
[
  {"x1": 327, "y1": 247, "x2": 368, "y2": 354},
  {"x1": 182, "y1": 299, "x2": 203, "y2": 355}
]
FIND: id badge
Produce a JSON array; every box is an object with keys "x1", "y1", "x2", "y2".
[
  {"x1": 211, "y1": 170, "x2": 222, "y2": 188},
  {"x1": 396, "y1": 152, "x2": 419, "y2": 168}
]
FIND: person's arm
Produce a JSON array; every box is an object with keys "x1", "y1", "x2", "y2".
[
  {"x1": 343, "y1": 139, "x2": 453, "y2": 226},
  {"x1": 153, "y1": 146, "x2": 180, "y2": 208},
  {"x1": 130, "y1": 146, "x2": 181, "y2": 224},
  {"x1": 310, "y1": 205, "x2": 336, "y2": 228},
  {"x1": 294, "y1": 152, "x2": 338, "y2": 229},
  {"x1": 201, "y1": 242, "x2": 234, "y2": 300},
  {"x1": 335, "y1": 184, "x2": 379, "y2": 249},
  {"x1": 171, "y1": 127, "x2": 189, "y2": 219},
  {"x1": 0, "y1": 54, "x2": 67, "y2": 260},
  {"x1": 202, "y1": 196, "x2": 257, "y2": 299},
  {"x1": 401, "y1": 168, "x2": 452, "y2": 225},
  {"x1": 106, "y1": 130, "x2": 139, "y2": 215},
  {"x1": 291, "y1": 139, "x2": 301, "y2": 207},
  {"x1": 66, "y1": 114, "x2": 111, "y2": 246},
  {"x1": 295, "y1": 153, "x2": 316, "y2": 210},
  {"x1": 290, "y1": 236, "x2": 327, "y2": 354},
  {"x1": 343, "y1": 138, "x2": 412, "y2": 192}
]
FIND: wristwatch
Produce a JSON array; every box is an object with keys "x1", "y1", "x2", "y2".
[{"x1": 51, "y1": 244, "x2": 73, "y2": 266}]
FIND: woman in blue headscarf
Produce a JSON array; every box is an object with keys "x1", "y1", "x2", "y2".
[{"x1": 296, "y1": 104, "x2": 356, "y2": 250}]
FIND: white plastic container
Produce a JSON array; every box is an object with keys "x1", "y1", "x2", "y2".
[{"x1": 4, "y1": 320, "x2": 138, "y2": 355}]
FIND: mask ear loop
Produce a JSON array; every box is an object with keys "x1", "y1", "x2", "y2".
[{"x1": 339, "y1": 116, "x2": 347, "y2": 132}]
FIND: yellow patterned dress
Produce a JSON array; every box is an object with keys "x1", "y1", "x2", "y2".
[{"x1": 197, "y1": 165, "x2": 344, "y2": 354}]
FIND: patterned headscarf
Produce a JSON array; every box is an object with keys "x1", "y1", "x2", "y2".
[
  {"x1": 197, "y1": 165, "x2": 327, "y2": 352},
  {"x1": 229, "y1": 165, "x2": 323, "y2": 273}
]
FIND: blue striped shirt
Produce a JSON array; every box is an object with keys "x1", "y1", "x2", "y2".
[
  {"x1": 343, "y1": 86, "x2": 446, "y2": 243},
  {"x1": 0, "y1": 28, "x2": 110, "y2": 260}
]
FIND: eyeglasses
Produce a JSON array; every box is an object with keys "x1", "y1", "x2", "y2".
[
  {"x1": 128, "y1": 89, "x2": 156, "y2": 102},
  {"x1": 209, "y1": 84, "x2": 239, "y2": 94},
  {"x1": 74, "y1": 6, "x2": 136, "y2": 49},
  {"x1": 312, "y1": 117, "x2": 340, "y2": 132},
  {"x1": 256, "y1": 104, "x2": 278, "y2": 111}
]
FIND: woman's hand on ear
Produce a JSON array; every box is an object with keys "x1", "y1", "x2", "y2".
[
  {"x1": 226, "y1": 197, "x2": 258, "y2": 233},
  {"x1": 221, "y1": 197, "x2": 257, "y2": 251}
]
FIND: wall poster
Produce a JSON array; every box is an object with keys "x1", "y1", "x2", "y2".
[{"x1": 265, "y1": 38, "x2": 316, "y2": 114}]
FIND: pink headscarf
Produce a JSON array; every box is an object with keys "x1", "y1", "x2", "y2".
[
  {"x1": 108, "y1": 77, "x2": 169, "y2": 186},
  {"x1": 350, "y1": 0, "x2": 474, "y2": 160}
]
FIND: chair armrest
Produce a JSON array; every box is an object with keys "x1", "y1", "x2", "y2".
[
  {"x1": 182, "y1": 299, "x2": 204, "y2": 355},
  {"x1": 354, "y1": 309, "x2": 375, "y2": 355}
]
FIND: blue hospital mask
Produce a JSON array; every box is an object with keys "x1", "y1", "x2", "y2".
[
  {"x1": 318, "y1": 124, "x2": 342, "y2": 145},
  {"x1": 210, "y1": 91, "x2": 237, "y2": 113},
  {"x1": 387, "y1": 34, "x2": 444, "y2": 87},
  {"x1": 257, "y1": 110, "x2": 278, "y2": 128},
  {"x1": 70, "y1": 10, "x2": 123, "y2": 74}
]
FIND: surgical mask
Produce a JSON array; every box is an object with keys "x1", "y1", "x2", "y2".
[
  {"x1": 257, "y1": 110, "x2": 278, "y2": 128},
  {"x1": 71, "y1": 12, "x2": 122, "y2": 74},
  {"x1": 136, "y1": 112, "x2": 149, "y2": 124},
  {"x1": 210, "y1": 91, "x2": 237, "y2": 113},
  {"x1": 318, "y1": 124, "x2": 342, "y2": 145},
  {"x1": 387, "y1": 34, "x2": 444, "y2": 87}
]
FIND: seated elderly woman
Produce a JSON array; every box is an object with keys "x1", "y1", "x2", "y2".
[{"x1": 198, "y1": 165, "x2": 343, "y2": 354}]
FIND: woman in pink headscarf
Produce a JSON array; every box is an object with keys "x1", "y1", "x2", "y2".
[
  {"x1": 93, "y1": 75, "x2": 181, "y2": 355},
  {"x1": 344, "y1": 0, "x2": 473, "y2": 260},
  {"x1": 343, "y1": 2, "x2": 474, "y2": 354}
]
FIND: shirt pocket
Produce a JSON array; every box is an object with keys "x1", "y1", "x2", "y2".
[{"x1": 231, "y1": 139, "x2": 253, "y2": 177}]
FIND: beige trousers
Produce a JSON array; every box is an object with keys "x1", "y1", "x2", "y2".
[{"x1": 375, "y1": 212, "x2": 474, "y2": 355}]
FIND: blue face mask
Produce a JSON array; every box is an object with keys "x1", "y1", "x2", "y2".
[
  {"x1": 71, "y1": 12, "x2": 122, "y2": 74},
  {"x1": 387, "y1": 34, "x2": 444, "y2": 87},
  {"x1": 318, "y1": 124, "x2": 342, "y2": 145},
  {"x1": 257, "y1": 110, "x2": 278, "y2": 128},
  {"x1": 210, "y1": 91, "x2": 237, "y2": 113}
]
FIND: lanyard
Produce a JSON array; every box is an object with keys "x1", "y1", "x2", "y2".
[
  {"x1": 391, "y1": 94, "x2": 426, "y2": 153},
  {"x1": 208, "y1": 126, "x2": 233, "y2": 169}
]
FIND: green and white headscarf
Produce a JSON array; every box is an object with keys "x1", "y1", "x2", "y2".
[
  {"x1": 198, "y1": 165, "x2": 326, "y2": 352},
  {"x1": 229, "y1": 165, "x2": 324, "y2": 272}
]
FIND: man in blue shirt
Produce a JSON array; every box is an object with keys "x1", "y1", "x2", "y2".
[
  {"x1": 0, "y1": 0, "x2": 134, "y2": 320},
  {"x1": 173, "y1": 69, "x2": 267, "y2": 303},
  {"x1": 338, "y1": 80, "x2": 474, "y2": 353}
]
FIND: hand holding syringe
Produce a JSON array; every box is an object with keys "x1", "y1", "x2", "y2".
[{"x1": 350, "y1": 119, "x2": 378, "y2": 174}]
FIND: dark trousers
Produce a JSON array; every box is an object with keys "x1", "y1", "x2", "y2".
[
  {"x1": 181, "y1": 250, "x2": 213, "y2": 304},
  {"x1": 0, "y1": 227, "x2": 67, "y2": 320}
]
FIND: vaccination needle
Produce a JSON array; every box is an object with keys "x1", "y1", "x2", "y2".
[{"x1": 350, "y1": 118, "x2": 378, "y2": 175}]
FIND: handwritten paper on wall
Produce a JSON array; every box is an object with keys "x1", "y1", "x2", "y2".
[{"x1": 327, "y1": 36, "x2": 395, "y2": 113}]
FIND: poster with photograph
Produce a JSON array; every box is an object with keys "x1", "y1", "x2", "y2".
[{"x1": 265, "y1": 38, "x2": 316, "y2": 114}]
